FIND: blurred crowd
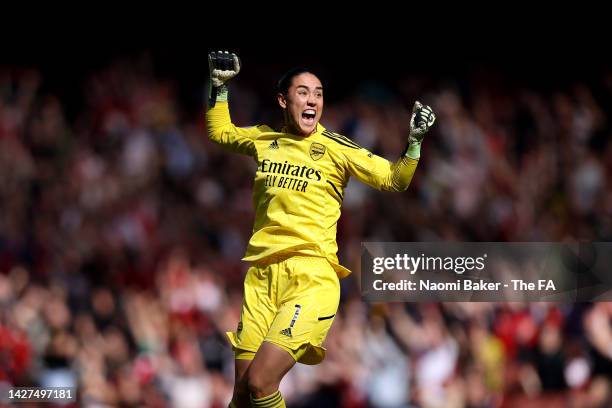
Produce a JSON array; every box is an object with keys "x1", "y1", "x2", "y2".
[{"x1": 0, "y1": 56, "x2": 611, "y2": 407}]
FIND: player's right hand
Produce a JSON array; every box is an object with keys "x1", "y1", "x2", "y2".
[{"x1": 208, "y1": 51, "x2": 241, "y2": 87}]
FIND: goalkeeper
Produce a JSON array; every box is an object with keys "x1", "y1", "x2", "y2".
[{"x1": 206, "y1": 51, "x2": 435, "y2": 408}]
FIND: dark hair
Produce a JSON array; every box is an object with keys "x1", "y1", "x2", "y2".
[{"x1": 277, "y1": 67, "x2": 318, "y2": 95}]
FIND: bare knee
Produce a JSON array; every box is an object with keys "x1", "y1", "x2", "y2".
[
  {"x1": 246, "y1": 342, "x2": 295, "y2": 398},
  {"x1": 247, "y1": 368, "x2": 279, "y2": 399}
]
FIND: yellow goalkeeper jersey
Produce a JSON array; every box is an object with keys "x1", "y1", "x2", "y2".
[{"x1": 207, "y1": 102, "x2": 418, "y2": 278}]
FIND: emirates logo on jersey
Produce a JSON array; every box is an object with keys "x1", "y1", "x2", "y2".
[{"x1": 309, "y1": 142, "x2": 326, "y2": 161}]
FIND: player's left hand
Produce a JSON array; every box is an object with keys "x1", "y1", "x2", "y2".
[{"x1": 408, "y1": 101, "x2": 436, "y2": 144}]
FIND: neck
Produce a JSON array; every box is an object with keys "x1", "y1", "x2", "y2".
[{"x1": 283, "y1": 122, "x2": 316, "y2": 137}]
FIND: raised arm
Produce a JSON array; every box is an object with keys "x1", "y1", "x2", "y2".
[
  {"x1": 206, "y1": 51, "x2": 259, "y2": 156},
  {"x1": 344, "y1": 101, "x2": 436, "y2": 192}
]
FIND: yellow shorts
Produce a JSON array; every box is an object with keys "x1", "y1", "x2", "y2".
[{"x1": 226, "y1": 255, "x2": 340, "y2": 365}]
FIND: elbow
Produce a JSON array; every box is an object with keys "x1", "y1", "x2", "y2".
[
  {"x1": 390, "y1": 162, "x2": 417, "y2": 192},
  {"x1": 206, "y1": 123, "x2": 227, "y2": 144},
  {"x1": 206, "y1": 127, "x2": 219, "y2": 143},
  {"x1": 399, "y1": 177, "x2": 414, "y2": 192},
  {"x1": 392, "y1": 182, "x2": 411, "y2": 192},
  {"x1": 385, "y1": 175, "x2": 413, "y2": 192},
  {"x1": 382, "y1": 182, "x2": 409, "y2": 193},
  {"x1": 397, "y1": 183, "x2": 411, "y2": 192}
]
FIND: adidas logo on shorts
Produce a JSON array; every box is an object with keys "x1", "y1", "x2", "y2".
[
  {"x1": 269, "y1": 140, "x2": 279, "y2": 149},
  {"x1": 280, "y1": 304, "x2": 301, "y2": 338}
]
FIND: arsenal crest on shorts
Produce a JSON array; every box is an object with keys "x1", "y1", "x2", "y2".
[{"x1": 309, "y1": 142, "x2": 326, "y2": 161}]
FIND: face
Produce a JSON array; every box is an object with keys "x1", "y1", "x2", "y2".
[{"x1": 278, "y1": 72, "x2": 323, "y2": 136}]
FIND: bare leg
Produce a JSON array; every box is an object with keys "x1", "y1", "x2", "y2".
[
  {"x1": 247, "y1": 341, "x2": 296, "y2": 399},
  {"x1": 230, "y1": 358, "x2": 252, "y2": 408}
]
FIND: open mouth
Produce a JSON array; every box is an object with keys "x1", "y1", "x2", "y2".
[{"x1": 301, "y1": 109, "x2": 316, "y2": 126}]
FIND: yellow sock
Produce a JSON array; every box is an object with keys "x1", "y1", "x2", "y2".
[{"x1": 250, "y1": 390, "x2": 286, "y2": 408}]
